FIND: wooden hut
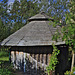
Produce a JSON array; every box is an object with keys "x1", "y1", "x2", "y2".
[{"x1": 0, "y1": 12, "x2": 70, "y2": 75}]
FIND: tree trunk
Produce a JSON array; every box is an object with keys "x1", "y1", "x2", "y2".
[{"x1": 71, "y1": 51, "x2": 75, "y2": 72}]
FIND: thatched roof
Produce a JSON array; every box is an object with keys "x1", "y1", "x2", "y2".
[{"x1": 1, "y1": 12, "x2": 65, "y2": 46}]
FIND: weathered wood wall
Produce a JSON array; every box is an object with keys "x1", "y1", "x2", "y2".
[
  {"x1": 10, "y1": 45, "x2": 70, "y2": 75},
  {"x1": 11, "y1": 51, "x2": 50, "y2": 75}
]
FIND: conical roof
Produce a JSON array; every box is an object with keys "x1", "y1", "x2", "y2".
[
  {"x1": 1, "y1": 13, "x2": 65, "y2": 46},
  {"x1": 28, "y1": 12, "x2": 54, "y2": 21}
]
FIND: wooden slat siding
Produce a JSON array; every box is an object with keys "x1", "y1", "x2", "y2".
[
  {"x1": 42, "y1": 54, "x2": 43, "y2": 63},
  {"x1": 44, "y1": 54, "x2": 46, "y2": 64},
  {"x1": 32, "y1": 54, "x2": 35, "y2": 69},
  {"x1": 46, "y1": 54, "x2": 48, "y2": 65},
  {"x1": 30, "y1": 54, "x2": 33, "y2": 63},
  {"x1": 20, "y1": 52, "x2": 23, "y2": 69},
  {"x1": 48, "y1": 54, "x2": 49, "y2": 65},
  {"x1": 27, "y1": 53, "x2": 30, "y2": 60},
  {"x1": 19, "y1": 52, "x2": 21, "y2": 70},
  {"x1": 32, "y1": 54, "x2": 34, "y2": 58},
  {"x1": 40, "y1": 54, "x2": 42, "y2": 63},
  {"x1": 9, "y1": 49, "x2": 11, "y2": 63},
  {"x1": 44, "y1": 54, "x2": 47, "y2": 70},
  {"x1": 16, "y1": 51, "x2": 19, "y2": 69},
  {"x1": 11, "y1": 51, "x2": 14, "y2": 66},
  {"x1": 36, "y1": 54, "x2": 38, "y2": 70},
  {"x1": 36, "y1": 54, "x2": 38, "y2": 63},
  {"x1": 14, "y1": 51, "x2": 16, "y2": 68},
  {"x1": 24, "y1": 52, "x2": 26, "y2": 72}
]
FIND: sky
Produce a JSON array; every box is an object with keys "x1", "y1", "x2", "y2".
[
  {"x1": 8, "y1": 0, "x2": 14, "y2": 3},
  {"x1": 8, "y1": 0, "x2": 20, "y2": 4},
  {"x1": 0, "y1": 0, "x2": 15, "y2": 4}
]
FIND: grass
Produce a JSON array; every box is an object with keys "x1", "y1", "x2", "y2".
[
  {"x1": 0, "y1": 50, "x2": 9, "y2": 61},
  {"x1": 0, "y1": 56, "x2": 9, "y2": 61},
  {"x1": 0, "y1": 50, "x2": 15, "y2": 75}
]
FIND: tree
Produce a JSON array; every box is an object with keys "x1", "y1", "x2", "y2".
[
  {"x1": 0, "y1": 0, "x2": 9, "y2": 42},
  {"x1": 64, "y1": 0, "x2": 75, "y2": 72},
  {"x1": 44, "y1": 0, "x2": 75, "y2": 74},
  {"x1": 52, "y1": 0, "x2": 75, "y2": 73},
  {"x1": 33, "y1": 0, "x2": 69, "y2": 21},
  {"x1": 9, "y1": 0, "x2": 40, "y2": 33}
]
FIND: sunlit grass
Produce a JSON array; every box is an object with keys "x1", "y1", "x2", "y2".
[{"x1": 0, "y1": 56, "x2": 9, "y2": 61}]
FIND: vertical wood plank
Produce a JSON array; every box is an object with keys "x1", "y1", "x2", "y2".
[
  {"x1": 19, "y1": 52, "x2": 21, "y2": 69},
  {"x1": 44, "y1": 54, "x2": 46, "y2": 70},
  {"x1": 20, "y1": 52, "x2": 23, "y2": 69},
  {"x1": 36, "y1": 54, "x2": 38, "y2": 62},
  {"x1": 9, "y1": 50, "x2": 11, "y2": 63},
  {"x1": 11, "y1": 51, "x2": 14, "y2": 65},
  {"x1": 44, "y1": 54, "x2": 46, "y2": 65},
  {"x1": 48, "y1": 54, "x2": 51, "y2": 65},
  {"x1": 14, "y1": 51, "x2": 16, "y2": 67},
  {"x1": 24, "y1": 52, "x2": 26, "y2": 72},
  {"x1": 40, "y1": 54, "x2": 42, "y2": 63},
  {"x1": 46, "y1": 54, "x2": 48, "y2": 65},
  {"x1": 16, "y1": 51, "x2": 19, "y2": 69},
  {"x1": 32, "y1": 54, "x2": 35, "y2": 69}
]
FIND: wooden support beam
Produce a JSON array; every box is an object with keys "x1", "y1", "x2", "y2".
[
  {"x1": 11, "y1": 51, "x2": 14, "y2": 64},
  {"x1": 32, "y1": 54, "x2": 34, "y2": 59},
  {"x1": 36, "y1": 54, "x2": 38, "y2": 62},
  {"x1": 9, "y1": 50, "x2": 11, "y2": 63},
  {"x1": 19, "y1": 52, "x2": 23, "y2": 69},
  {"x1": 16, "y1": 51, "x2": 19, "y2": 69},
  {"x1": 24, "y1": 52, "x2": 26, "y2": 72},
  {"x1": 44, "y1": 54, "x2": 46, "y2": 65},
  {"x1": 14, "y1": 51, "x2": 16, "y2": 68}
]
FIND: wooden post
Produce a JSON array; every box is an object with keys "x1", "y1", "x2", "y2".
[
  {"x1": 24, "y1": 52, "x2": 26, "y2": 72},
  {"x1": 44, "y1": 54, "x2": 46, "y2": 70},
  {"x1": 35, "y1": 54, "x2": 38, "y2": 74},
  {"x1": 44, "y1": 54, "x2": 46, "y2": 64},
  {"x1": 16, "y1": 51, "x2": 19, "y2": 69},
  {"x1": 14, "y1": 51, "x2": 16, "y2": 68},
  {"x1": 19, "y1": 52, "x2": 21, "y2": 70},
  {"x1": 40, "y1": 54, "x2": 42, "y2": 63},
  {"x1": 71, "y1": 51, "x2": 75, "y2": 72},
  {"x1": 9, "y1": 50, "x2": 11, "y2": 63},
  {"x1": 32, "y1": 54, "x2": 35, "y2": 69},
  {"x1": 20, "y1": 52, "x2": 23, "y2": 70},
  {"x1": 11, "y1": 51, "x2": 15, "y2": 67}
]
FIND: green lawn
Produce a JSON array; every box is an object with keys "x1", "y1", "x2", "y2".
[{"x1": 0, "y1": 56, "x2": 9, "y2": 61}]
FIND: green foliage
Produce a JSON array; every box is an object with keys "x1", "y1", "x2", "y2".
[
  {"x1": 34, "y1": 0, "x2": 69, "y2": 21},
  {"x1": 0, "y1": 68, "x2": 12, "y2": 75},
  {"x1": 46, "y1": 44, "x2": 60, "y2": 74},
  {"x1": 0, "y1": 0, "x2": 11, "y2": 42},
  {"x1": 0, "y1": 64, "x2": 14, "y2": 75},
  {"x1": 9, "y1": 0, "x2": 40, "y2": 34},
  {"x1": 0, "y1": 57, "x2": 9, "y2": 61},
  {"x1": 51, "y1": 0, "x2": 75, "y2": 73},
  {"x1": 0, "y1": 51, "x2": 9, "y2": 57},
  {"x1": 64, "y1": 67, "x2": 75, "y2": 75},
  {"x1": 0, "y1": 18, "x2": 8, "y2": 42},
  {"x1": 52, "y1": 0, "x2": 75, "y2": 51},
  {"x1": 64, "y1": 71, "x2": 71, "y2": 75}
]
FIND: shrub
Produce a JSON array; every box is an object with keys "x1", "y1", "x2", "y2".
[{"x1": 0, "y1": 68, "x2": 12, "y2": 75}]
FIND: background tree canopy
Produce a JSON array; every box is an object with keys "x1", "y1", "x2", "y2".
[{"x1": 0, "y1": 0, "x2": 75, "y2": 74}]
